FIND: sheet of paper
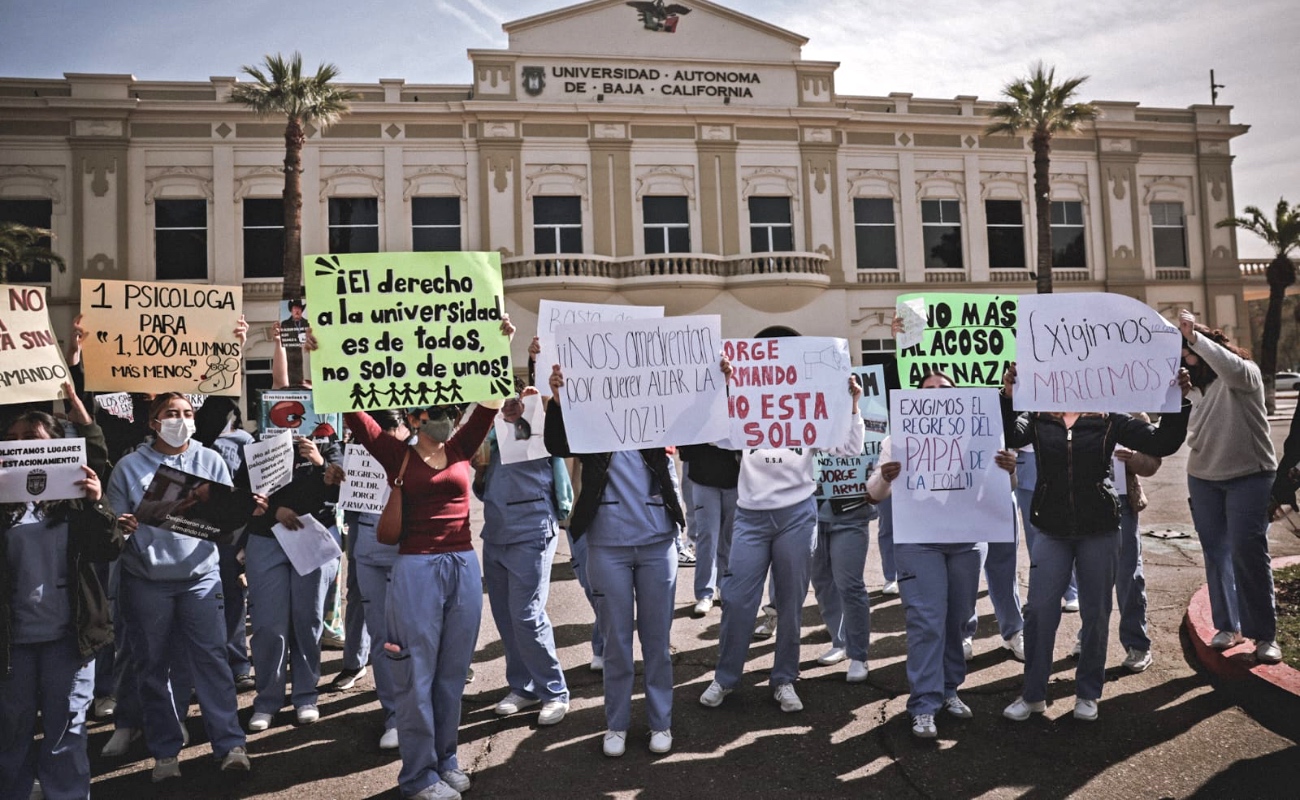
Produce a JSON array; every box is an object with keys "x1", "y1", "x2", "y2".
[
  {"x1": 536, "y1": 300, "x2": 663, "y2": 397},
  {"x1": 243, "y1": 429, "x2": 294, "y2": 497},
  {"x1": 271, "y1": 512, "x2": 343, "y2": 577},
  {"x1": 338, "y1": 444, "x2": 391, "y2": 514},
  {"x1": 0, "y1": 438, "x2": 87, "y2": 503},
  {"x1": 495, "y1": 394, "x2": 550, "y2": 465},
  {"x1": 896, "y1": 296, "x2": 927, "y2": 351}
]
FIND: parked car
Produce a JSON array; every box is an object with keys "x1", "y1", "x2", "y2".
[{"x1": 1275, "y1": 372, "x2": 1300, "y2": 391}]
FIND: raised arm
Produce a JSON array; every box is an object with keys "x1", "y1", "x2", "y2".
[
  {"x1": 450, "y1": 404, "x2": 498, "y2": 459},
  {"x1": 866, "y1": 436, "x2": 895, "y2": 502},
  {"x1": 1180, "y1": 309, "x2": 1261, "y2": 393},
  {"x1": 345, "y1": 411, "x2": 406, "y2": 472},
  {"x1": 1115, "y1": 402, "x2": 1190, "y2": 458},
  {"x1": 543, "y1": 399, "x2": 574, "y2": 458}
]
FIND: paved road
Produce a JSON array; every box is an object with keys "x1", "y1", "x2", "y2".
[{"x1": 90, "y1": 399, "x2": 1300, "y2": 799}]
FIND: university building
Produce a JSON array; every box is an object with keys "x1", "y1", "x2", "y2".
[{"x1": 0, "y1": 0, "x2": 1251, "y2": 410}]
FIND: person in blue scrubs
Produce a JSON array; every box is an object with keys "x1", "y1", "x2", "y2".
[
  {"x1": 0, "y1": 400, "x2": 122, "y2": 799},
  {"x1": 477, "y1": 391, "x2": 572, "y2": 726},
  {"x1": 678, "y1": 444, "x2": 740, "y2": 617},
  {"x1": 810, "y1": 484, "x2": 876, "y2": 682},
  {"x1": 545, "y1": 367, "x2": 683, "y2": 758}
]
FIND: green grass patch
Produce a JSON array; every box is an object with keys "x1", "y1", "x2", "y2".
[{"x1": 1276, "y1": 564, "x2": 1300, "y2": 670}]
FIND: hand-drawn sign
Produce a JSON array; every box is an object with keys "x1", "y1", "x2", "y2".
[
  {"x1": 0, "y1": 286, "x2": 71, "y2": 403},
  {"x1": 895, "y1": 292, "x2": 1017, "y2": 389},
  {"x1": 815, "y1": 364, "x2": 888, "y2": 500},
  {"x1": 723, "y1": 337, "x2": 853, "y2": 449}
]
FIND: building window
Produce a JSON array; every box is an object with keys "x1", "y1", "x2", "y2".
[
  {"x1": 412, "y1": 197, "x2": 461, "y2": 252},
  {"x1": 1051, "y1": 200, "x2": 1086, "y2": 269},
  {"x1": 985, "y1": 199, "x2": 1026, "y2": 269},
  {"x1": 244, "y1": 359, "x2": 273, "y2": 426},
  {"x1": 921, "y1": 199, "x2": 963, "y2": 269},
  {"x1": 860, "y1": 337, "x2": 896, "y2": 367},
  {"x1": 643, "y1": 196, "x2": 690, "y2": 254},
  {"x1": 853, "y1": 198, "x2": 896, "y2": 269},
  {"x1": 0, "y1": 199, "x2": 54, "y2": 283},
  {"x1": 533, "y1": 196, "x2": 582, "y2": 254},
  {"x1": 1151, "y1": 201, "x2": 1188, "y2": 267},
  {"x1": 155, "y1": 199, "x2": 207, "y2": 280},
  {"x1": 748, "y1": 197, "x2": 794, "y2": 252},
  {"x1": 243, "y1": 198, "x2": 284, "y2": 279},
  {"x1": 328, "y1": 197, "x2": 379, "y2": 254}
]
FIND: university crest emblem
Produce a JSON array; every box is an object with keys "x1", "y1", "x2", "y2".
[
  {"x1": 26, "y1": 468, "x2": 47, "y2": 496},
  {"x1": 522, "y1": 67, "x2": 546, "y2": 97},
  {"x1": 627, "y1": 0, "x2": 691, "y2": 32}
]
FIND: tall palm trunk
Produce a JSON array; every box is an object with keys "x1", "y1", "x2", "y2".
[
  {"x1": 282, "y1": 117, "x2": 306, "y2": 385},
  {"x1": 1260, "y1": 253, "x2": 1297, "y2": 414},
  {"x1": 1032, "y1": 128, "x2": 1053, "y2": 294}
]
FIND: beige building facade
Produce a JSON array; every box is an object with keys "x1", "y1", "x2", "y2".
[{"x1": 0, "y1": 0, "x2": 1251, "y2": 407}]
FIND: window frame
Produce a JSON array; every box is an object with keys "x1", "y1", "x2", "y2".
[
  {"x1": 1049, "y1": 200, "x2": 1087, "y2": 270},
  {"x1": 241, "y1": 197, "x2": 285, "y2": 279},
  {"x1": 328, "y1": 196, "x2": 380, "y2": 255},
  {"x1": 747, "y1": 196, "x2": 795, "y2": 253},
  {"x1": 532, "y1": 195, "x2": 584, "y2": 255},
  {"x1": 153, "y1": 197, "x2": 209, "y2": 281},
  {"x1": 920, "y1": 198, "x2": 964, "y2": 270},
  {"x1": 411, "y1": 196, "x2": 463, "y2": 253},
  {"x1": 984, "y1": 199, "x2": 1027, "y2": 270},
  {"x1": 1151, "y1": 201, "x2": 1188, "y2": 268},
  {"x1": 852, "y1": 197, "x2": 897, "y2": 270},
  {"x1": 642, "y1": 195, "x2": 691, "y2": 255}
]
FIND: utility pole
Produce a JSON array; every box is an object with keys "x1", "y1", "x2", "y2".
[{"x1": 1210, "y1": 69, "x2": 1225, "y2": 105}]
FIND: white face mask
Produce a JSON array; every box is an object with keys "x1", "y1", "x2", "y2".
[
  {"x1": 157, "y1": 417, "x2": 195, "y2": 448},
  {"x1": 420, "y1": 418, "x2": 455, "y2": 442}
]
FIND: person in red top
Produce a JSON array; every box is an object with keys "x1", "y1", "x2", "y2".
[{"x1": 338, "y1": 317, "x2": 513, "y2": 800}]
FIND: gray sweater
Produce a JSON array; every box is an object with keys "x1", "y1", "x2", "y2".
[{"x1": 1185, "y1": 335, "x2": 1276, "y2": 481}]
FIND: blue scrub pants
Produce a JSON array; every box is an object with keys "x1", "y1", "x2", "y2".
[
  {"x1": 120, "y1": 570, "x2": 245, "y2": 759},
  {"x1": 876, "y1": 496, "x2": 897, "y2": 583},
  {"x1": 355, "y1": 561, "x2": 398, "y2": 731},
  {"x1": 810, "y1": 505, "x2": 872, "y2": 662},
  {"x1": 1116, "y1": 500, "x2": 1150, "y2": 651},
  {"x1": 1018, "y1": 486, "x2": 1077, "y2": 604},
  {"x1": 1022, "y1": 531, "x2": 1119, "y2": 703},
  {"x1": 108, "y1": 561, "x2": 189, "y2": 733},
  {"x1": 385, "y1": 552, "x2": 482, "y2": 798},
  {"x1": 1188, "y1": 471, "x2": 1277, "y2": 640},
  {"x1": 218, "y1": 543, "x2": 251, "y2": 678},
  {"x1": 0, "y1": 636, "x2": 94, "y2": 800},
  {"x1": 586, "y1": 538, "x2": 677, "y2": 732},
  {"x1": 483, "y1": 534, "x2": 568, "y2": 704},
  {"x1": 566, "y1": 530, "x2": 605, "y2": 659},
  {"x1": 895, "y1": 542, "x2": 982, "y2": 717},
  {"x1": 245, "y1": 532, "x2": 338, "y2": 714},
  {"x1": 715, "y1": 498, "x2": 817, "y2": 689},
  {"x1": 690, "y1": 482, "x2": 737, "y2": 602},
  {"x1": 967, "y1": 539, "x2": 1025, "y2": 641},
  {"x1": 342, "y1": 528, "x2": 371, "y2": 672}
]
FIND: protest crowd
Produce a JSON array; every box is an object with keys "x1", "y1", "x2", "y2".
[{"x1": 0, "y1": 262, "x2": 1291, "y2": 800}]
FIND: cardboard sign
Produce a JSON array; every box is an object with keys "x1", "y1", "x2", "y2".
[
  {"x1": 896, "y1": 293, "x2": 1017, "y2": 389},
  {"x1": 135, "y1": 464, "x2": 255, "y2": 547},
  {"x1": 305, "y1": 251, "x2": 513, "y2": 412},
  {"x1": 244, "y1": 429, "x2": 294, "y2": 496},
  {"x1": 0, "y1": 438, "x2": 87, "y2": 503},
  {"x1": 1014, "y1": 292, "x2": 1183, "y2": 413},
  {"x1": 259, "y1": 389, "x2": 342, "y2": 440},
  {"x1": 271, "y1": 512, "x2": 343, "y2": 577},
  {"x1": 495, "y1": 394, "x2": 549, "y2": 465},
  {"x1": 0, "y1": 286, "x2": 71, "y2": 403},
  {"x1": 338, "y1": 444, "x2": 391, "y2": 514},
  {"x1": 554, "y1": 314, "x2": 728, "y2": 453},
  {"x1": 888, "y1": 387, "x2": 1015, "y2": 543},
  {"x1": 536, "y1": 300, "x2": 663, "y2": 396},
  {"x1": 723, "y1": 336, "x2": 852, "y2": 450},
  {"x1": 815, "y1": 364, "x2": 888, "y2": 501},
  {"x1": 80, "y1": 279, "x2": 243, "y2": 395}
]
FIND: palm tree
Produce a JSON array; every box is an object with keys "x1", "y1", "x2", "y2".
[
  {"x1": 1218, "y1": 198, "x2": 1300, "y2": 413},
  {"x1": 229, "y1": 52, "x2": 358, "y2": 383},
  {"x1": 0, "y1": 221, "x2": 65, "y2": 283},
  {"x1": 986, "y1": 62, "x2": 1098, "y2": 294}
]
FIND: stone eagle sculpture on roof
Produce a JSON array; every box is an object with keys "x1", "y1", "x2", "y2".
[{"x1": 626, "y1": 0, "x2": 692, "y2": 32}]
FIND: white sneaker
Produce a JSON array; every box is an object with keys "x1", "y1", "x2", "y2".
[
  {"x1": 1002, "y1": 697, "x2": 1046, "y2": 721},
  {"x1": 846, "y1": 659, "x2": 869, "y2": 683},
  {"x1": 589, "y1": 655, "x2": 605, "y2": 672},
  {"x1": 911, "y1": 713, "x2": 937, "y2": 738},
  {"x1": 495, "y1": 692, "x2": 541, "y2": 716},
  {"x1": 699, "y1": 680, "x2": 732, "y2": 707},
  {"x1": 220, "y1": 746, "x2": 251, "y2": 773},
  {"x1": 882, "y1": 580, "x2": 900, "y2": 596},
  {"x1": 943, "y1": 696, "x2": 973, "y2": 719},
  {"x1": 296, "y1": 705, "x2": 319, "y2": 725},
  {"x1": 1122, "y1": 647, "x2": 1153, "y2": 672},
  {"x1": 465, "y1": 667, "x2": 475, "y2": 684},
  {"x1": 754, "y1": 605, "x2": 778, "y2": 639},
  {"x1": 93, "y1": 696, "x2": 117, "y2": 718},
  {"x1": 1073, "y1": 697, "x2": 1099, "y2": 721},
  {"x1": 962, "y1": 637, "x2": 974, "y2": 661},
  {"x1": 1070, "y1": 636, "x2": 1082, "y2": 658},
  {"x1": 440, "y1": 768, "x2": 471, "y2": 793},
  {"x1": 379, "y1": 727, "x2": 400, "y2": 750},
  {"x1": 1255, "y1": 640, "x2": 1283, "y2": 664},
  {"x1": 603, "y1": 730, "x2": 627, "y2": 757},
  {"x1": 101, "y1": 727, "x2": 140, "y2": 758},
  {"x1": 538, "y1": 700, "x2": 569, "y2": 726},
  {"x1": 692, "y1": 597, "x2": 714, "y2": 617},
  {"x1": 773, "y1": 683, "x2": 803, "y2": 713},
  {"x1": 151, "y1": 757, "x2": 181, "y2": 783},
  {"x1": 817, "y1": 646, "x2": 848, "y2": 666},
  {"x1": 1063, "y1": 598, "x2": 1080, "y2": 613},
  {"x1": 411, "y1": 782, "x2": 462, "y2": 800},
  {"x1": 247, "y1": 712, "x2": 273, "y2": 732},
  {"x1": 1003, "y1": 631, "x2": 1026, "y2": 661},
  {"x1": 1209, "y1": 630, "x2": 1244, "y2": 650},
  {"x1": 649, "y1": 729, "x2": 672, "y2": 754}
]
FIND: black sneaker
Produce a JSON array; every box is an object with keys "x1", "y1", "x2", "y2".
[
  {"x1": 330, "y1": 665, "x2": 368, "y2": 691},
  {"x1": 234, "y1": 673, "x2": 256, "y2": 691}
]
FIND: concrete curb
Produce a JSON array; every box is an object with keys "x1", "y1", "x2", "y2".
[{"x1": 1183, "y1": 555, "x2": 1300, "y2": 700}]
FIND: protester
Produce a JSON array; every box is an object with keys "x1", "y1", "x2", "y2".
[
  {"x1": 810, "y1": 462, "x2": 877, "y2": 683},
  {"x1": 1113, "y1": 429, "x2": 1162, "y2": 672},
  {"x1": 678, "y1": 443, "x2": 740, "y2": 617}
]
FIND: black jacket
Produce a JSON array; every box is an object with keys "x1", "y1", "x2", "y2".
[
  {"x1": 245, "y1": 437, "x2": 344, "y2": 537},
  {"x1": 678, "y1": 444, "x2": 740, "y2": 489},
  {"x1": 544, "y1": 402, "x2": 685, "y2": 539},
  {"x1": 1001, "y1": 395, "x2": 1189, "y2": 537}
]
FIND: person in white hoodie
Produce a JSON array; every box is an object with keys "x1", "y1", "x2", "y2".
[
  {"x1": 700, "y1": 361, "x2": 865, "y2": 714},
  {"x1": 106, "y1": 393, "x2": 256, "y2": 782}
]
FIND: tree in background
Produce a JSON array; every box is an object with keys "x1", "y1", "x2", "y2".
[
  {"x1": 0, "y1": 221, "x2": 65, "y2": 283},
  {"x1": 1219, "y1": 198, "x2": 1300, "y2": 413},
  {"x1": 986, "y1": 63, "x2": 1098, "y2": 294},
  {"x1": 230, "y1": 52, "x2": 357, "y2": 384}
]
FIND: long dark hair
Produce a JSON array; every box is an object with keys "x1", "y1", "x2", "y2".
[
  {"x1": 1, "y1": 410, "x2": 75, "y2": 530},
  {"x1": 1185, "y1": 324, "x2": 1251, "y2": 391}
]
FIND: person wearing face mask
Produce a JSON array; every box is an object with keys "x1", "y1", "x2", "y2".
[{"x1": 106, "y1": 393, "x2": 255, "y2": 781}]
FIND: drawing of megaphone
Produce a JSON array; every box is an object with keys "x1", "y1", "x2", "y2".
[{"x1": 803, "y1": 345, "x2": 848, "y2": 375}]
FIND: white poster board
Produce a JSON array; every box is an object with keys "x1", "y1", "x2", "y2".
[
  {"x1": 1014, "y1": 292, "x2": 1183, "y2": 413},
  {"x1": 0, "y1": 439, "x2": 87, "y2": 503},
  {"x1": 815, "y1": 364, "x2": 889, "y2": 501},
  {"x1": 889, "y1": 387, "x2": 1015, "y2": 543},
  {"x1": 723, "y1": 337, "x2": 852, "y2": 449},
  {"x1": 536, "y1": 300, "x2": 663, "y2": 396},
  {"x1": 338, "y1": 444, "x2": 391, "y2": 514},
  {"x1": 554, "y1": 314, "x2": 728, "y2": 453},
  {"x1": 271, "y1": 512, "x2": 343, "y2": 577},
  {"x1": 495, "y1": 394, "x2": 549, "y2": 465},
  {"x1": 243, "y1": 430, "x2": 294, "y2": 497}
]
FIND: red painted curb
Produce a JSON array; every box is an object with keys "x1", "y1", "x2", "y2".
[{"x1": 1182, "y1": 555, "x2": 1300, "y2": 697}]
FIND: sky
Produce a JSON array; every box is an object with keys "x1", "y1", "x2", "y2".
[{"x1": 2, "y1": 0, "x2": 1295, "y2": 257}]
